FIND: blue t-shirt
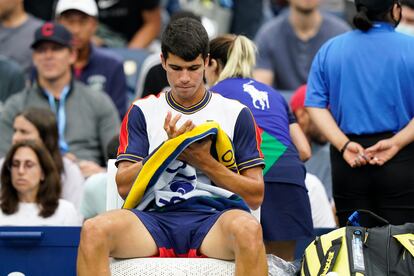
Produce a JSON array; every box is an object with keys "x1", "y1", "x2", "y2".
[
  {"x1": 211, "y1": 78, "x2": 305, "y2": 187},
  {"x1": 306, "y1": 23, "x2": 414, "y2": 135},
  {"x1": 255, "y1": 12, "x2": 350, "y2": 90}
]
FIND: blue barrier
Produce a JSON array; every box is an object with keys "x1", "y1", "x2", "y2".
[{"x1": 0, "y1": 226, "x2": 81, "y2": 276}]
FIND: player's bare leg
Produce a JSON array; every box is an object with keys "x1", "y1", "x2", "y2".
[{"x1": 200, "y1": 209, "x2": 268, "y2": 276}]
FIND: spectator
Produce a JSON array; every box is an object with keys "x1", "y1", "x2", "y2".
[
  {"x1": 24, "y1": 0, "x2": 57, "y2": 21},
  {"x1": 80, "y1": 134, "x2": 119, "y2": 219},
  {"x1": 253, "y1": 0, "x2": 350, "y2": 90},
  {"x1": 77, "y1": 18, "x2": 267, "y2": 275},
  {"x1": 305, "y1": 173, "x2": 337, "y2": 228},
  {"x1": 206, "y1": 34, "x2": 312, "y2": 261},
  {"x1": 0, "y1": 0, "x2": 43, "y2": 75},
  {"x1": 306, "y1": 0, "x2": 414, "y2": 226},
  {"x1": 396, "y1": 0, "x2": 414, "y2": 35},
  {"x1": 290, "y1": 85, "x2": 332, "y2": 199},
  {"x1": 0, "y1": 107, "x2": 85, "y2": 209},
  {"x1": 230, "y1": 0, "x2": 264, "y2": 39},
  {"x1": 95, "y1": 0, "x2": 162, "y2": 49},
  {"x1": 0, "y1": 140, "x2": 81, "y2": 226},
  {"x1": 0, "y1": 56, "x2": 25, "y2": 114},
  {"x1": 0, "y1": 22, "x2": 120, "y2": 178},
  {"x1": 55, "y1": 0, "x2": 128, "y2": 119}
]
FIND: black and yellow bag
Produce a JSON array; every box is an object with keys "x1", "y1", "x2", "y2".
[{"x1": 301, "y1": 211, "x2": 414, "y2": 276}]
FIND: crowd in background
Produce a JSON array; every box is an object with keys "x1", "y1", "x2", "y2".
[{"x1": 1, "y1": 0, "x2": 414, "y2": 262}]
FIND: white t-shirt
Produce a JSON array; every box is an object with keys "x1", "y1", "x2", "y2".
[
  {"x1": 305, "y1": 173, "x2": 337, "y2": 228},
  {"x1": 0, "y1": 199, "x2": 82, "y2": 226}
]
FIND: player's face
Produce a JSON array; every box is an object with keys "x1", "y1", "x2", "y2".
[
  {"x1": 32, "y1": 41, "x2": 76, "y2": 82},
  {"x1": 58, "y1": 10, "x2": 97, "y2": 51},
  {"x1": 162, "y1": 53, "x2": 208, "y2": 106}
]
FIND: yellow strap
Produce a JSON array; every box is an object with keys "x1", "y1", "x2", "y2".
[{"x1": 393, "y1": 234, "x2": 414, "y2": 257}]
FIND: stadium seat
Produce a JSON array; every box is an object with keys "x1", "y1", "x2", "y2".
[{"x1": 106, "y1": 48, "x2": 151, "y2": 103}]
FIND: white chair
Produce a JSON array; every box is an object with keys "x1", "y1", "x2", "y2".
[{"x1": 106, "y1": 159, "x2": 263, "y2": 275}]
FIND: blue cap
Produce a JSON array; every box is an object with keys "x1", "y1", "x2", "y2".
[{"x1": 31, "y1": 22, "x2": 73, "y2": 49}]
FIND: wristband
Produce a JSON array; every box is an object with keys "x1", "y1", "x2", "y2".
[{"x1": 340, "y1": 140, "x2": 351, "y2": 156}]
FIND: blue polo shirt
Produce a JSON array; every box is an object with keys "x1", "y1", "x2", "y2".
[{"x1": 306, "y1": 23, "x2": 414, "y2": 135}]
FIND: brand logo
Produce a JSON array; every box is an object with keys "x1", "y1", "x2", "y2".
[
  {"x1": 41, "y1": 23, "x2": 54, "y2": 37},
  {"x1": 243, "y1": 80, "x2": 270, "y2": 110},
  {"x1": 321, "y1": 251, "x2": 335, "y2": 276},
  {"x1": 97, "y1": 0, "x2": 119, "y2": 9}
]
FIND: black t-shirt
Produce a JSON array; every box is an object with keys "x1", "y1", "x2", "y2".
[
  {"x1": 96, "y1": 0, "x2": 159, "y2": 41},
  {"x1": 24, "y1": 0, "x2": 57, "y2": 21}
]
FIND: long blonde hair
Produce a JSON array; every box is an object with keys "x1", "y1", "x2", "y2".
[{"x1": 209, "y1": 34, "x2": 257, "y2": 84}]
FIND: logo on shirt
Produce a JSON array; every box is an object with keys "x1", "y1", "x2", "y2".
[
  {"x1": 97, "y1": 0, "x2": 119, "y2": 9},
  {"x1": 243, "y1": 80, "x2": 270, "y2": 110},
  {"x1": 87, "y1": 75, "x2": 107, "y2": 92}
]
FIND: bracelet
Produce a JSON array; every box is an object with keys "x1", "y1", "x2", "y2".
[{"x1": 340, "y1": 140, "x2": 351, "y2": 156}]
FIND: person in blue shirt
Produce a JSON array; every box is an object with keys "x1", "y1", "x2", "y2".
[
  {"x1": 306, "y1": 0, "x2": 414, "y2": 226},
  {"x1": 205, "y1": 34, "x2": 313, "y2": 261}
]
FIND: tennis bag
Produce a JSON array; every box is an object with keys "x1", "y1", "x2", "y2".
[{"x1": 300, "y1": 213, "x2": 414, "y2": 275}]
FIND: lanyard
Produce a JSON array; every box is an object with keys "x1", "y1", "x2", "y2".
[{"x1": 45, "y1": 86, "x2": 70, "y2": 153}]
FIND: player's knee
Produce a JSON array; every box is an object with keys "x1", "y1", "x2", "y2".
[
  {"x1": 80, "y1": 216, "x2": 109, "y2": 250},
  {"x1": 231, "y1": 216, "x2": 263, "y2": 252}
]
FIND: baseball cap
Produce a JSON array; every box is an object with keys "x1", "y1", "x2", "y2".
[
  {"x1": 31, "y1": 22, "x2": 73, "y2": 49},
  {"x1": 354, "y1": 0, "x2": 395, "y2": 13},
  {"x1": 55, "y1": 0, "x2": 98, "y2": 17},
  {"x1": 290, "y1": 85, "x2": 307, "y2": 113}
]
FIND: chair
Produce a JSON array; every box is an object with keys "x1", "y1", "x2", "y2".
[
  {"x1": 134, "y1": 53, "x2": 166, "y2": 100},
  {"x1": 106, "y1": 48, "x2": 151, "y2": 103},
  {"x1": 106, "y1": 159, "x2": 260, "y2": 275}
]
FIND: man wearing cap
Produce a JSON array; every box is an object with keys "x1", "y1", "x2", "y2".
[
  {"x1": 0, "y1": 22, "x2": 120, "y2": 177},
  {"x1": 55, "y1": 0, "x2": 128, "y2": 119},
  {"x1": 305, "y1": 0, "x2": 414, "y2": 226}
]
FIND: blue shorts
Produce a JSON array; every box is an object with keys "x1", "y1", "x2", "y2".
[
  {"x1": 129, "y1": 209, "x2": 227, "y2": 257},
  {"x1": 261, "y1": 182, "x2": 313, "y2": 241}
]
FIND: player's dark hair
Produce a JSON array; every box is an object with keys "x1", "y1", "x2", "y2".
[
  {"x1": 353, "y1": 1, "x2": 400, "y2": 31},
  {"x1": 161, "y1": 17, "x2": 209, "y2": 61}
]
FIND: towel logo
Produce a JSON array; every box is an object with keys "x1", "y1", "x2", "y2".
[{"x1": 243, "y1": 80, "x2": 270, "y2": 110}]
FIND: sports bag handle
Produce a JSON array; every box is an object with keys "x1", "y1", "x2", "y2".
[
  {"x1": 316, "y1": 237, "x2": 342, "y2": 276},
  {"x1": 347, "y1": 209, "x2": 389, "y2": 227}
]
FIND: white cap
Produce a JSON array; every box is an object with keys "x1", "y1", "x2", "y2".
[{"x1": 55, "y1": 0, "x2": 98, "y2": 17}]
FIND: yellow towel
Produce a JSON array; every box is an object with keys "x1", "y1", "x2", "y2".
[{"x1": 123, "y1": 121, "x2": 238, "y2": 209}]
